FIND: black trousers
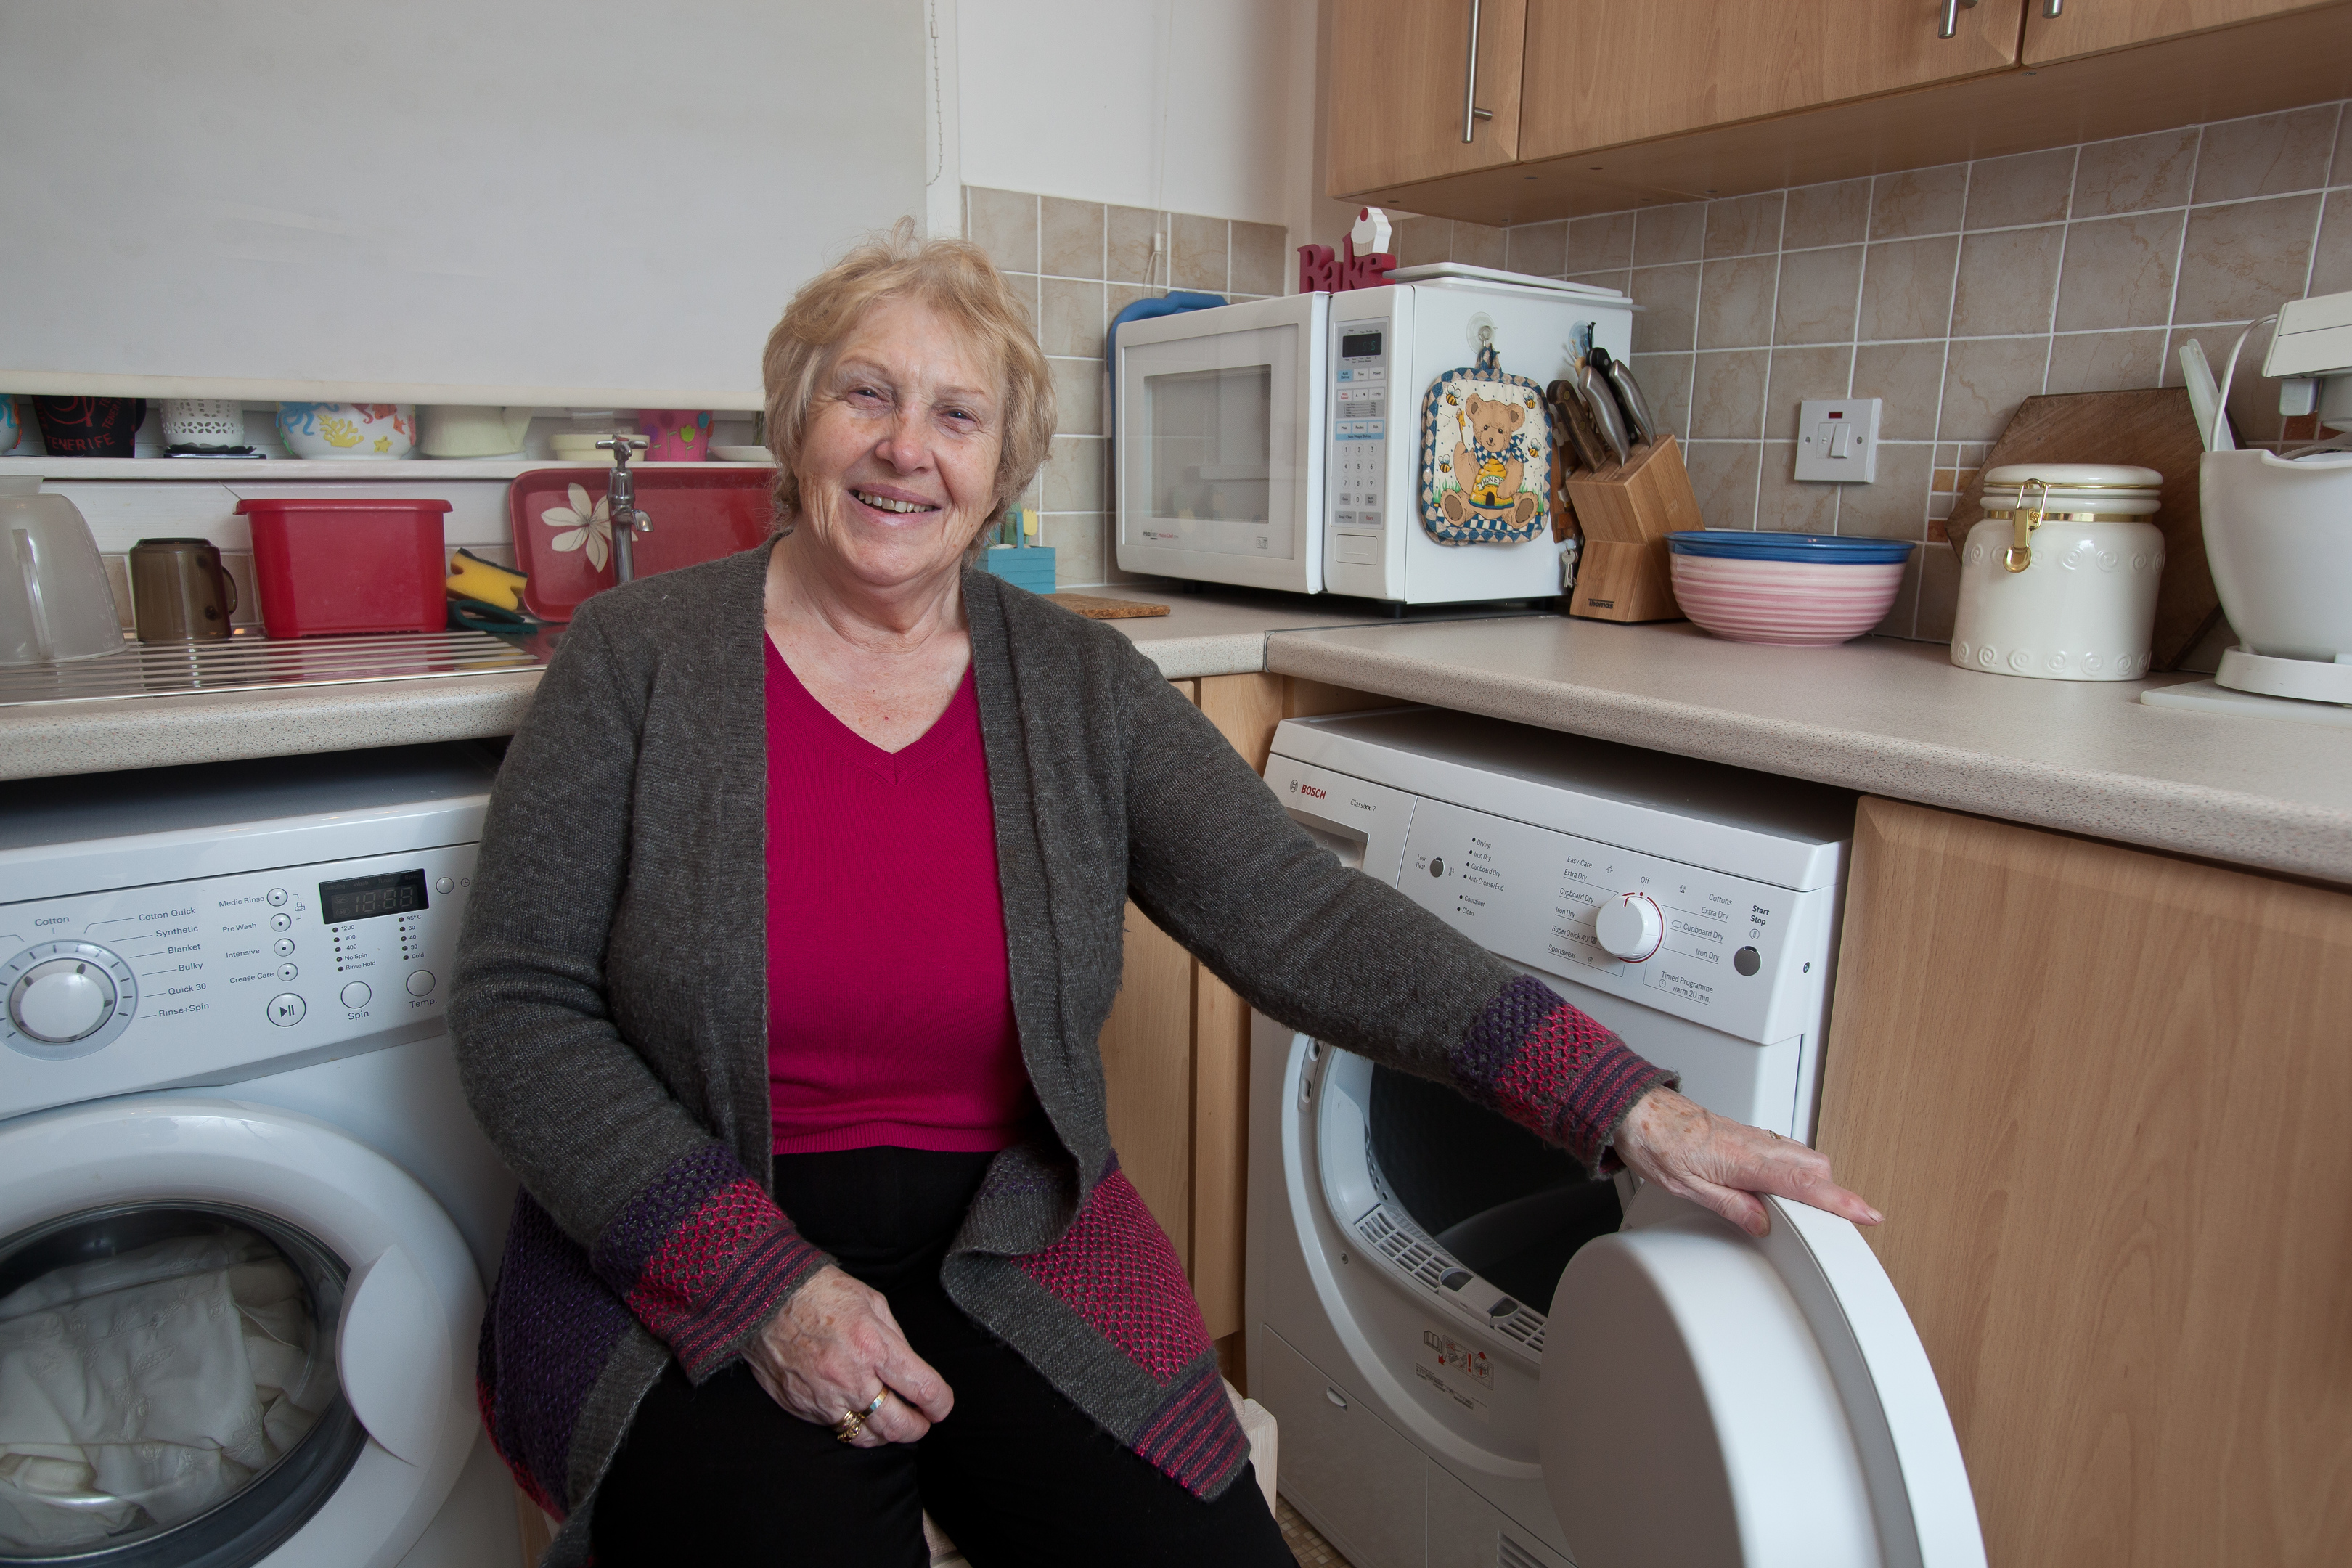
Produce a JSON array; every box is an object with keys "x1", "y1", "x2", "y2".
[{"x1": 590, "y1": 1146, "x2": 1291, "y2": 1566}]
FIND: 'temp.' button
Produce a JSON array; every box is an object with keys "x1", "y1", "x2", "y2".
[{"x1": 340, "y1": 981, "x2": 372, "y2": 1010}]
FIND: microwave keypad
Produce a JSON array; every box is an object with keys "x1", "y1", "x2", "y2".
[{"x1": 1332, "y1": 327, "x2": 1390, "y2": 530}]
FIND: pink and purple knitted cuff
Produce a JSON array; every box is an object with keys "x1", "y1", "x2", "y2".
[{"x1": 1449, "y1": 975, "x2": 1678, "y2": 1172}]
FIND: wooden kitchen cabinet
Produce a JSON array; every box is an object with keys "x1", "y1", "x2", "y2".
[
  {"x1": 1518, "y1": 0, "x2": 2022, "y2": 163},
  {"x1": 1816, "y1": 798, "x2": 2352, "y2": 1567},
  {"x1": 2022, "y1": 0, "x2": 2329, "y2": 62},
  {"x1": 1326, "y1": 0, "x2": 1526, "y2": 197}
]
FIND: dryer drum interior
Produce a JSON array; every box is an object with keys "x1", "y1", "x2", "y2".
[
  {"x1": 0, "y1": 1203, "x2": 368, "y2": 1568},
  {"x1": 1365, "y1": 1063, "x2": 1622, "y2": 1327}
]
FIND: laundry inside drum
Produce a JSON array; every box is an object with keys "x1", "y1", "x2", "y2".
[
  {"x1": 1368, "y1": 1065, "x2": 1622, "y2": 1314},
  {"x1": 0, "y1": 1205, "x2": 366, "y2": 1562}
]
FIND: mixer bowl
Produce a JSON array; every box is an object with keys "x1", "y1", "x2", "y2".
[{"x1": 2200, "y1": 449, "x2": 2352, "y2": 662}]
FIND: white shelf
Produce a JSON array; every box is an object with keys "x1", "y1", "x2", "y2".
[{"x1": 2, "y1": 458, "x2": 775, "y2": 482}]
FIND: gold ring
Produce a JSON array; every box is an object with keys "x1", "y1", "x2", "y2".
[{"x1": 832, "y1": 1390, "x2": 888, "y2": 1444}]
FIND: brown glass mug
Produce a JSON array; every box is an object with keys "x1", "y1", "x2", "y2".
[{"x1": 129, "y1": 538, "x2": 240, "y2": 642}]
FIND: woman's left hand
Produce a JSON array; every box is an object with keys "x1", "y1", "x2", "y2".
[{"x1": 1612, "y1": 1087, "x2": 1883, "y2": 1237}]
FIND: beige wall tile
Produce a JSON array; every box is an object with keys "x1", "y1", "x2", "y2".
[
  {"x1": 1630, "y1": 263, "x2": 1699, "y2": 354},
  {"x1": 1041, "y1": 197, "x2": 1104, "y2": 279},
  {"x1": 1044, "y1": 435, "x2": 1106, "y2": 513},
  {"x1": 967, "y1": 187, "x2": 1037, "y2": 274},
  {"x1": 2072, "y1": 128, "x2": 2199, "y2": 217},
  {"x1": 2191, "y1": 105, "x2": 2340, "y2": 205},
  {"x1": 1784, "y1": 179, "x2": 1871, "y2": 250},
  {"x1": 1951, "y1": 225, "x2": 2063, "y2": 338},
  {"x1": 1049, "y1": 356, "x2": 1103, "y2": 437},
  {"x1": 1682, "y1": 440, "x2": 1763, "y2": 528},
  {"x1": 1773, "y1": 245, "x2": 1863, "y2": 344},
  {"x1": 1939, "y1": 336, "x2": 2049, "y2": 442},
  {"x1": 1392, "y1": 215, "x2": 1451, "y2": 267},
  {"x1": 1915, "y1": 541, "x2": 1961, "y2": 642},
  {"x1": 1107, "y1": 205, "x2": 1161, "y2": 285},
  {"x1": 1507, "y1": 219, "x2": 1567, "y2": 278},
  {"x1": 1568, "y1": 212, "x2": 1636, "y2": 271},
  {"x1": 1696, "y1": 255, "x2": 1779, "y2": 349},
  {"x1": 1763, "y1": 346, "x2": 1855, "y2": 437},
  {"x1": 1043, "y1": 512, "x2": 1105, "y2": 585},
  {"x1": 1853, "y1": 340, "x2": 1948, "y2": 439},
  {"x1": 1705, "y1": 192, "x2": 1784, "y2": 258},
  {"x1": 1231, "y1": 221, "x2": 1290, "y2": 295},
  {"x1": 1836, "y1": 442, "x2": 1933, "y2": 539},
  {"x1": 1691, "y1": 348, "x2": 1768, "y2": 438},
  {"x1": 1633, "y1": 202, "x2": 1706, "y2": 265},
  {"x1": 1965, "y1": 149, "x2": 2075, "y2": 230},
  {"x1": 2044, "y1": 330, "x2": 2165, "y2": 395},
  {"x1": 1756, "y1": 442, "x2": 1839, "y2": 533},
  {"x1": 1452, "y1": 221, "x2": 1509, "y2": 269},
  {"x1": 1001, "y1": 272, "x2": 1042, "y2": 333},
  {"x1": 1169, "y1": 213, "x2": 1229, "y2": 292},
  {"x1": 1858, "y1": 235, "x2": 1959, "y2": 341},
  {"x1": 1627, "y1": 353, "x2": 1693, "y2": 439},
  {"x1": 2173, "y1": 194, "x2": 2320, "y2": 323},
  {"x1": 2337, "y1": 106, "x2": 2352, "y2": 187},
  {"x1": 1871, "y1": 164, "x2": 1967, "y2": 240},
  {"x1": 1040, "y1": 278, "x2": 1106, "y2": 358},
  {"x1": 2052, "y1": 210, "x2": 2184, "y2": 332},
  {"x1": 2311, "y1": 190, "x2": 2352, "y2": 298}
]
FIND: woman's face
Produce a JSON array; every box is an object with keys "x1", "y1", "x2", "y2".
[{"x1": 793, "y1": 295, "x2": 1003, "y2": 591}]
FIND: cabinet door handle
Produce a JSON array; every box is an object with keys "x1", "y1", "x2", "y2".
[
  {"x1": 2043, "y1": 0, "x2": 2062, "y2": 15},
  {"x1": 1937, "y1": 0, "x2": 1979, "y2": 39},
  {"x1": 1461, "y1": 0, "x2": 1493, "y2": 142}
]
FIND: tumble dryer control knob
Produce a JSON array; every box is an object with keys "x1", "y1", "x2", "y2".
[
  {"x1": 1595, "y1": 894, "x2": 1665, "y2": 962},
  {"x1": 10, "y1": 957, "x2": 119, "y2": 1043}
]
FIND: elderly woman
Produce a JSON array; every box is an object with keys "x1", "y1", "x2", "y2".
[{"x1": 451, "y1": 225, "x2": 1877, "y2": 1566}]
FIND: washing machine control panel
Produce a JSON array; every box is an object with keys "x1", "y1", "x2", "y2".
[
  {"x1": 1395, "y1": 799, "x2": 1832, "y2": 1047},
  {"x1": 0, "y1": 842, "x2": 478, "y2": 1119}
]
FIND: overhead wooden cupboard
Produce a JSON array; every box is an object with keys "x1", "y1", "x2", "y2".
[{"x1": 1328, "y1": 0, "x2": 2352, "y2": 224}]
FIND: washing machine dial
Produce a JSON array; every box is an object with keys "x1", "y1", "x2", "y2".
[
  {"x1": 10, "y1": 952, "x2": 121, "y2": 1042},
  {"x1": 1595, "y1": 893, "x2": 1665, "y2": 962}
]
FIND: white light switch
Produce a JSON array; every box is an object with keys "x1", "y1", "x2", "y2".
[{"x1": 1794, "y1": 397, "x2": 1882, "y2": 482}]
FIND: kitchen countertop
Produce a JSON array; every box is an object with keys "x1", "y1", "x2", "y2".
[
  {"x1": 7, "y1": 587, "x2": 2344, "y2": 886},
  {"x1": 1265, "y1": 617, "x2": 2352, "y2": 886}
]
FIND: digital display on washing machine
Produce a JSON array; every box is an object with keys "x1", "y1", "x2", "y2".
[{"x1": 318, "y1": 868, "x2": 428, "y2": 924}]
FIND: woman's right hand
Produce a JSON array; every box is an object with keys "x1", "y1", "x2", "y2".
[{"x1": 743, "y1": 1265, "x2": 954, "y2": 1445}]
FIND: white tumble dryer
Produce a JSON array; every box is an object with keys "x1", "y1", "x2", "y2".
[
  {"x1": 0, "y1": 746, "x2": 523, "y2": 1568},
  {"x1": 1246, "y1": 708, "x2": 1985, "y2": 1568}
]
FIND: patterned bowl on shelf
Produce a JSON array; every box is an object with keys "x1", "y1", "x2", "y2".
[{"x1": 1666, "y1": 531, "x2": 1913, "y2": 646}]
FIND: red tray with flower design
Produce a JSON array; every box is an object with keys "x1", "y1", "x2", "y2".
[{"x1": 509, "y1": 465, "x2": 775, "y2": 622}]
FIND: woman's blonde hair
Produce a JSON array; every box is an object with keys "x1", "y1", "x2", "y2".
[{"x1": 761, "y1": 219, "x2": 1055, "y2": 533}]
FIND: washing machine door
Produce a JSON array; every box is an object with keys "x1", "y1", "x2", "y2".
[
  {"x1": 1538, "y1": 1183, "x2": 1984, "y2": 1568},
  {"x1": 0, "y1": 1098, "x2": 486, "y2": 1568}
]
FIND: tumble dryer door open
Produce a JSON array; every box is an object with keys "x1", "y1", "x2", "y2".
[{"x1": 1538, "y1": 1183, "x2": 1985, "y2": 1568}]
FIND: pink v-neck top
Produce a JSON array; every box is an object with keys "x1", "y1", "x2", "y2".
[{"x1": 764, "y1": 639, "x2": 1034, "y2": 1154}]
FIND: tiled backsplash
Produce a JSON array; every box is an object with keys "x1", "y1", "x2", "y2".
[
  {"x1": 1396, "y1": 102, "x2": 2352, "y2": 644},
  {"x1": 962, "y1": 187, "x2": 1289, "y2": 585}
]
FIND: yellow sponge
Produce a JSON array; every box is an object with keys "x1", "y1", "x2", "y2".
[{"x1": 446, "y1": 548, "x2": 529, "y2": 611}]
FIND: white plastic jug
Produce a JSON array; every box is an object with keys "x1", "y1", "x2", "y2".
[{"x1": 2, "y1": 479, "x2": 124, "y2": 663}]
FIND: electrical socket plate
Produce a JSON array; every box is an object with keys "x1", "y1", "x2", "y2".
[{"x1": 1794, "y1": 397, "x2": 1882, "y2": 482}]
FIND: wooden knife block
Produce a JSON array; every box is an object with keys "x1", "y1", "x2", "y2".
[{"x1": 1564, "y1": 435, "x2": 1700, "y2": 624}]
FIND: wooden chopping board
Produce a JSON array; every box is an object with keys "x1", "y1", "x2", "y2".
[
  {"x1": 1047, "y1": 592, "x2": 1170, "y2": 619},
  {"x1": 1943, "y1": 388, "x2": 2220, "y2": 670}
]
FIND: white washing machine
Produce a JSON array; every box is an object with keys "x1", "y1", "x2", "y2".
[
  {"x1": 1247, "y1": 708, "x2": 1985, "y2": 1568},
  {"x1": 0, "y1": 746, "x2": 523, "y2": 1568}
]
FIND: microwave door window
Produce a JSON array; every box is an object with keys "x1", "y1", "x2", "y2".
[{"x1": 1143, "y1": 360, "x2": 1292, "y2": 560}]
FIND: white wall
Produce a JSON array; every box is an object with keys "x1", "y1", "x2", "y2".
[{"x1": 955, "y1": 0, "x2": 1339, "y2": 248}]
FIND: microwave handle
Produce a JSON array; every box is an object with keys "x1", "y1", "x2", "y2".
[{"x1": 1461, "y1": 0, "x2": 1494, "y2": 142}]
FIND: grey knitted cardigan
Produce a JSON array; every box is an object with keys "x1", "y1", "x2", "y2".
[{"x1": 448, "y1": 544, "x2": 1670, "y2": 1561}]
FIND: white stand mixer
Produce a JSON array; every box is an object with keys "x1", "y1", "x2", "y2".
[{"x1": 2144, "y1": 289, "x2": 2352, "y2": 727}]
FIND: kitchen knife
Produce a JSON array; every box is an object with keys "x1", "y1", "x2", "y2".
[
  {"x1": 1546, "y1": 377, "x2": 1610, "y2": 474},
  {"x1": 1580, "y1": 362, "x2": 1631, "y2": 465},
  {"x1": 1589, "y1": 345, "x2": 1656, "y2": 448}
]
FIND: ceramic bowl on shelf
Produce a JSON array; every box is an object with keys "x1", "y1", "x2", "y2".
[
  {"x1": 1666, "y1": 531, "x2": 1914, "y2": 646},
  {"x1": 275, "y1": 402, "x2": 415, "y2": 459},
  {"x1": 709, "y1": 444, "x2": 775, "y2": 463}
]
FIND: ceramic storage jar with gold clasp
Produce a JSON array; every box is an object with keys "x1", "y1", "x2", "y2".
[{"x1": 1951, "y1": 463, "x2": 2165, "y2": 681}]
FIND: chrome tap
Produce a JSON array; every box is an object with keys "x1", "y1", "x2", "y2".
[{"x1": 596, "y1": 436, "x2": 650, "y2": 584}]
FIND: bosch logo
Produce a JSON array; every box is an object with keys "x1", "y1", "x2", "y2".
[{"x1": 1298, "y1": 784, "x2": 1327, "y2": 800}]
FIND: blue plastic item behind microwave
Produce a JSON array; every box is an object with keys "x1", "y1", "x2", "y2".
[{"x1": 1667, "y1": 529, "x2": 1915, "y2": 564}]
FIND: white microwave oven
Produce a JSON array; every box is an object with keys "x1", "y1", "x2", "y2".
[{"x1": 1114, "y1": 271, "x2": 1635, "y2": 603}]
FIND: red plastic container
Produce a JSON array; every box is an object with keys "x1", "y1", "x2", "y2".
[{"x1": 236, "y1": 498, "x2": 452, "y2": 638}]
